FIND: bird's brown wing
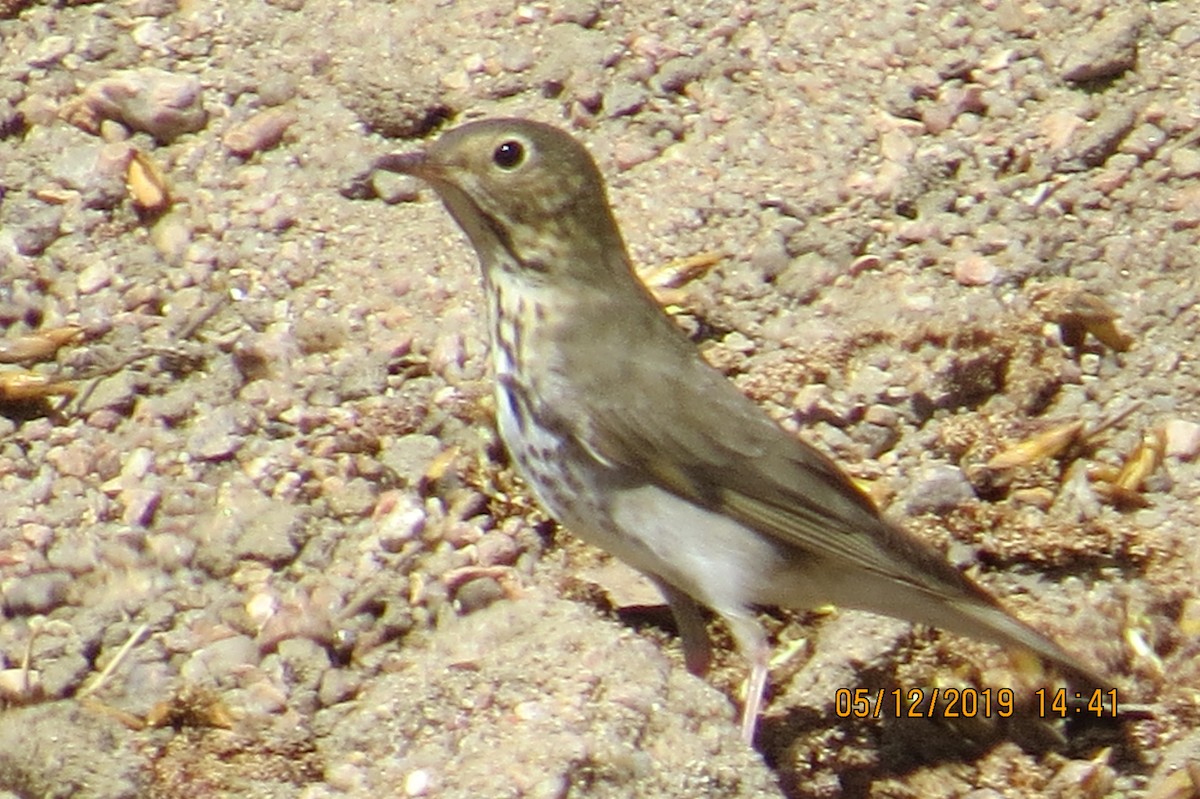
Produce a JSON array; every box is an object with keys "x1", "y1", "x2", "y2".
[{"x1": 578, "y1": 337, "x2": 997, "y2": 604}]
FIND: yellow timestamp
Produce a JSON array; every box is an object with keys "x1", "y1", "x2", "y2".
[
  {"x1": 834, "y1": 687, "x2": 1015, "y2": 719},
  {"x1": 1035, "y1": 687, "x2": 1119, "y2": 718}
]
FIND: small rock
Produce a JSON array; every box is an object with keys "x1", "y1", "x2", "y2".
[
  {"x1": 1058, "y1": 8, "x2": 1145, "y2": 83},
  {"x1": 857, "y1": 422, "x2": 900, "y2": 458},
  {"x1": 549, "y1": 0, "x2": 602, "y2": 27},
  {"x1": 120, "y1": 487, "x2": 161, "y2": 527},
  {"x1": 952, "y1": 253, "x2": 999, "y2": 286},
  {"x1": 27, "y1": 35, "x2": 72, "y2": 68},
  {"x1": 374, "y1": 492, "x2": 427, "y2": 552},
  {"x1": 223, "y1": 107, "x2": 298, "y2": 157},
  {"x1": 77, "y1": 261, "x2": 114, "y2": 294},
  {"x1": 904, "y1": 464, "x2": 975, "y2": 515},
  {"x1": 1044, "y1": 756, "x2": 1116, "y2": 799},
  {"x1": 656, "y1": 55, "x2": 704, "y2": 94},
  {"x1": 78, "y1": 371, "x2": 143, "y2": 415},
  {"x1": 1169, "y1": 148, "x2": 1200, "y2": 180},
  {"x1": 8, "y1": 201, "x2": 63, "y2": 256},
  {"x1": 863, "y1": 404, "x2": 899, "y2": 427},
  {"x1": 405, "y1": 768, "x2": 433, "y2": 797},
  {"x1": 325, "y1": 476, "x2": 377, "y2": 518},
  {"x1": 145, "y1": 533, "x2": 195, "y2": 570},
  {"x1": 318, "y1": 668, "x2": 361, "y2": 707},
  {"x1": 1163, "y1": 419, "x2": 1200, "y2": 460},
  {"x1": 149, "y1": 212, "x2": 191, "y2": 264},
  {"x1": 455, "y1": 576, "x2": 506, "y2": 614},
  {"x1": 334, "y1": 351, "x2": 389, "y2": 401},
  {"x1": 276, "y1": 638, "x2": 331, "y2": 690},
  {"x1": 748, "y1": 229, "x2": 790, "y2": 280},
  {"x1": 183, "y1": 634, "x2": 260, "y2": 683},
  {"x1": 604, "y1": 83, "x2": 647, "y2": 118},
  {"x1": 475, "y1": 531, "x2": 519, "y2": 567},
  {"x1": 2, "y1": 571, "x2": 72, "y2": 615},
  {"x1": 63, "y1": 68, "x2": 208, "y2": 142},
  {"x1": 258, "y1": 74, "x2": 297, "y2": 106},
  {"x1": 233, "y1": 500, "x2": 302, "y2": 565},
  {"x1": 371, "y1": 170, "x2": 422, "y2": 204},
  {"x1": 186, "y1": 406, "x2": 243, "y2": 461}
]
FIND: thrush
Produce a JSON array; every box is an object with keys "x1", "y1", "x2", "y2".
[{"x1": 375, "y1": 118, "x2": 1111, "y2": 745}]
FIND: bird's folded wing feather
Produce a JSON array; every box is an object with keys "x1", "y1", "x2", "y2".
[{"x1": 580, "y1": 347, "x2": 993, "y2": 602}]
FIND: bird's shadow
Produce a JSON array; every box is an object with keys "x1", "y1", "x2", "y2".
[
  {"x1": 759, "y1": 689, "x2": 1142, "y2": 798},
  {"x1": 612, "y1": 600, "x2": 1144, "y2": 796}
]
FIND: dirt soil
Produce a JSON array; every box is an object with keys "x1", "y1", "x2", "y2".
[{"x1": 1, "y1": 1, "x2": 1199, "y2": 797}]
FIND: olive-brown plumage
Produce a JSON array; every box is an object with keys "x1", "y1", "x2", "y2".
[{"x1": 377, "y1": 118, "x2": 1109, "y2": 745}]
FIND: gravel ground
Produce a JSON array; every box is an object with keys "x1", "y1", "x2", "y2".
[{"x1": 1, "y1": 1, "x2": 1198, "y2": 797}]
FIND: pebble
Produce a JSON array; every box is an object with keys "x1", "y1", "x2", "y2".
[
  {"x1": 1169, "y1": 147, "x2": 1200, "y2": 180},
  {"x1": 373, "y1": 492, "x2": 427, "y2": 552},
  {"x1": 7, "y1": 201, "x2": 64, "y2": 256},
  {"x1": 1044, "y1": 757, "x2": 1116, "y2": 799},
  {"x1": 1163, "y1": 419, "x2": 1200, "y2": 460},
  {"x1": 325, "y1": 476, "x2": 377, "y2": 518},
  {"x1": 405, "y1": 769, "x2": 433, "y2": 797},
  {"x1": 183, "y1": 634, "x2": 260, "y2": 683},
  {"x1": 258, "y1": 74, "x2": 298, "y2": 106},
  {"x1": 223, "y1": 107, "x2": 298, "y2": 157},
  {"x1": 379, "y1": 435, "x2": 442, "y2": 488},
  {"x1": 276, "y1": 638, "x2": 332, "y2": 690},
  {"x1": 326, "y1": 762, "x2": 368, "y2": 793},
  {"x1": 39, "y1": 650, "x2": 90, "y2": 698},
  {"x1": 863, "y1": 404, "x2": 899, "y2": 428},
  {"x1": 46, "y1": 534, "x2": 99, "y2": 574},
  {"x1": 2, "y1": 571, "x2": 72, "y2": 615},
  {"x1": 232, "y1": 500, "x2": 301, "y2": 565},
  {"x1": 474, "y1": 530, "x2": 519, "y2": 567},
  {"x1": 144, "y1": 533, "x2": 195, "y2": 570},
  {"x1": 48, "y1": 139, "x2": 131, "y2": 210},
  {"x1": 26, "y1": 34, "x2": 72, "y2": 68},
  {"x1": 857, "y1": 422, "x2": 900, "y2": 458},
  {"x1": 76, "y1": 260, "x2": 114, "y2": 294},
  {"x1": 63, "y1": 68, "x2": 208, "y2": 141},
  {"x1": 1058, "y1": 8, "x2": 1145, "y2": 83},
  {"x1": 904, "y1": 464, "x2": 975, "y2": 515},
  {"x1": 952, "y1": 253, "x2": 999, "y2": 286},
  {"x1": 79, "y1": 371, "x2": 143, "y2": 416},
  {"x1": 120, "y1": 487, "x2": 162, "y2": 527},
  {"x1": 317, "y1": 668, "x2": 361, "y2": 708},
  {"x1": 1075, "y1": 106, "x2": 1140, "y2": 170},
  {"x1": 454, "y1": 576, "x2": 506, "y2": 614},
  {"x1": 186, "y1": 406, "x2": 243, "y2": 461}
]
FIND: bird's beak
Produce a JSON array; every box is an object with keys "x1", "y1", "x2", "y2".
[{"x1": 374, "y1": 151, "x2": 442, "y2": 182}]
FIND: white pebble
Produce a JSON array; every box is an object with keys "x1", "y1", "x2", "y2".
[
  {"x1": 404, "y1": 769, "x2": 433, "y2": 797},
  {"x1": 1162, "y1": 419, "x2": 1200, "y2": 459}
]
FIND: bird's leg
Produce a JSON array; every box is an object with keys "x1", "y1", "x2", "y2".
[
  {"x1": 653, "y1": 578, "x2": 713, "y2": 677},
  {"x1": 722, "y1": 612, "x2": 771, "y2": 747}
]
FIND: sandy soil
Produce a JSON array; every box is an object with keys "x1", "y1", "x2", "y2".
[{"x1": 1, "y1": 1, "x2": 1198, "y2": 797}]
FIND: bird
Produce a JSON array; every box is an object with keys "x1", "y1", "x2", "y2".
[{"x1": 373, "y1": 118, "x2": 1112, "y2": 745}]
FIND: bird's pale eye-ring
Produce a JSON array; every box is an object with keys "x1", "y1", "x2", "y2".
[{"x1": 493, "y1": 139, "x2": 526, "y2": 170}]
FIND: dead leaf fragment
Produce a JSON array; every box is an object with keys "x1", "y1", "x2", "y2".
[
  {"x1": 641, "y1": 252, "x2": 722, "y2": 293},
  {"x1": 1031, "y1": 282, "x2": 1133, "y2": 352},
  {"x1": 127, "y1": 149, "x2": 171, "y2": 214},
  {"x1": 1114, "y1": 426, "x2": 1165, "y2": 492},
  {"x1": 0, "y1": 325, "x2": 82, "y2": 364},
  {"x1": 986, "y1": 420, "x2": 1085, "y2": 470},
  {"x1": 0, "y1": 370, "x2": 77, "y2": 402},
  {"x1": 1057, "y1": 291, "x2": 1133, "y2": 351}
]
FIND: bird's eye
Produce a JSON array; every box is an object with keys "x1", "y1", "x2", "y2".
[{"x1": 493, "y1": 140, "x2": 526, "y2": 170}]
